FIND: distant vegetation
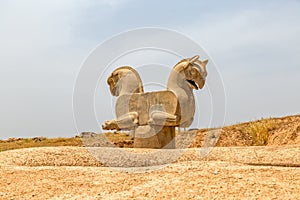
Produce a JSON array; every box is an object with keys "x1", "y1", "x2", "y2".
[
  {"x1": 241, "y1": 120, "x2": 279, "y2": 146},
  {"x1": 0, "y1": 132, "x2": 133, "y2": 152},
  {"x1": 1, "y1": 114, "x2": 299, "y2": 152},
  {"x1": 0, "y1": 137, "x2": 82, "y2": 152}
]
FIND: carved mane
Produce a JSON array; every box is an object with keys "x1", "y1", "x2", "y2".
[
  {"x1": 108, "y1": 66, "x2": 144, "y2": 95},
  {"x1": 116, "y1": 66, "x2": 144, "y2": 93}
]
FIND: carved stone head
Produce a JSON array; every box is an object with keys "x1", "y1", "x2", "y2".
[
  {"x1": 107, "y1": 66, "x2": 144, "y2": 96},
  {"x1": 173, "y1": 55, "x2": 208, "y2": 90},
  {"x1": 185, "y1": 55, "x2": 208, "y2": 90}
]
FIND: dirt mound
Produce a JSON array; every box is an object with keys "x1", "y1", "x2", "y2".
[
  {"x1": 1, "y1": 146, "x2": 300, "y2": 199},
  {"x1": 0, "y1": 147, "x2": 102, "y2": 167},
  {"x1": 1, "y1": 161, "x2": 299, "y2": 199},
  {"x1": 268, "y1": 115, "x2": 300, "y2": 145},
  {"x1": 190, "y1": 114, "x2": 300, "y2": 147},
  {"x1": 1, "y1": 146, "x2": 299, "y2": 167}
]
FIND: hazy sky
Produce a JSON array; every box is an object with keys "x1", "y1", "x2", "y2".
[{"x1": 0, "y1": 0, "x2": 300, "y2": 139}]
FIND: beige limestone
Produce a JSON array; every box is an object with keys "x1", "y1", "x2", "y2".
[{"x1": 102, "y1": 55, "x2": 208, "y2": 148}]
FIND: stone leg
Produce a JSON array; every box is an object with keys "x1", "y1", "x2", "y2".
[
  {"x1": 148, "y1": 110, "x2": 178, "y2": 126},
  {"x1": 134, "y1": 125, "x2": 175, "y2": 149},
  {"x1": 102, "y1": 112, "x2": 138, "y2": 130}
]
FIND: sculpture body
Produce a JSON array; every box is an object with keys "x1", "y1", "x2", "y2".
[
  {"x1": 102, "y1": 66, "x2": 143, "y2": 130},
  {"x1": 102, "y1": 56, "x2": 208, "y2": 148}
]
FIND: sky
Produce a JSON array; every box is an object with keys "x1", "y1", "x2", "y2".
[{"x1": 0, "y1": 0, "x2": 300, "y2": 139}]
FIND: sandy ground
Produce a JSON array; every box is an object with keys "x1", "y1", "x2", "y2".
[{"x1": 1, "y1": 146, "x2": 300, "y2": 199}]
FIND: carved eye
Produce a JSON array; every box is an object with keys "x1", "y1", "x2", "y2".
[{"x1": 191, "y1": 67, "x2": 199, "y2": 75}]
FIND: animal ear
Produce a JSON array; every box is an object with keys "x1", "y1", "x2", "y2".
[
  {"x1": 107, "y1": 76, "x2": 113, "y2": 85},
  {"x1": 202, "y1": 59, "x2": 209, "y2": 66},
  {"x1": 180, "y1": 59, "x2": 191, "y2": 69},
  {"x1": 189, "y1": 55, "x2": 200, "y2": 63}
]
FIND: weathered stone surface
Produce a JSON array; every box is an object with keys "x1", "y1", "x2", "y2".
[
  {"x1": 133, "y1": 126, "x2": 175, "y2": 149},
  {"x1": 116, "y1": 91, "x2": 179, "y2": 126},
  {"x1": 102, "y1": 55, "x2": 208, "y2": 148}
]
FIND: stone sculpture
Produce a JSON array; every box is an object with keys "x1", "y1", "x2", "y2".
[{"x1": 102, "y1": 55, "x2": 208, "y2": 148}]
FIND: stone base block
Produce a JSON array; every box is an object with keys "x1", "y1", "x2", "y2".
[{"x1": 133, "y1": 125, "x2": 175, "y2": 149}]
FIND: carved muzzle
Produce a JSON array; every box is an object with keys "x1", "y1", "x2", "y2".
[
  {"x1": 186, "y1": 55, "x2": 208, "y2": 90},
  {"x1": 107, "y1": 73, "x2": 120, "y2": 96}
]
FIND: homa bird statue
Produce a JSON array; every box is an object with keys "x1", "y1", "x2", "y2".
[{"x1": 102, "y1": 55, "x2": 208, "y2": 148}]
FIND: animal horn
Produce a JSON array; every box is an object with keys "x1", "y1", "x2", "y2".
[
  {"x1": 189, "y1": 55, "x2": 199, "y2": 63},
  {"x1": 202, "y1": 59, "x2": 209, "y2": 65}
]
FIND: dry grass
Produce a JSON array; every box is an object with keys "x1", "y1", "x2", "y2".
[
  {"x1": 0, "y1": 137, "x2": 82, "y2": 152},
  {"x1": 0, "y1": 132, "x2": 134, "y2": 152},
  {"x1": 241, "y1": 120, "x2": 279, "y2": 146}
]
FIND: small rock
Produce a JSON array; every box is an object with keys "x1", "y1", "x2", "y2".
[{"x1": 80, "y1": 132, "x2": 97, "y2": 138}]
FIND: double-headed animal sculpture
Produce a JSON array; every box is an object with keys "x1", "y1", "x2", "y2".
[{"x1": 102, "y1": 55, "x2": 208, "y2": 132}]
